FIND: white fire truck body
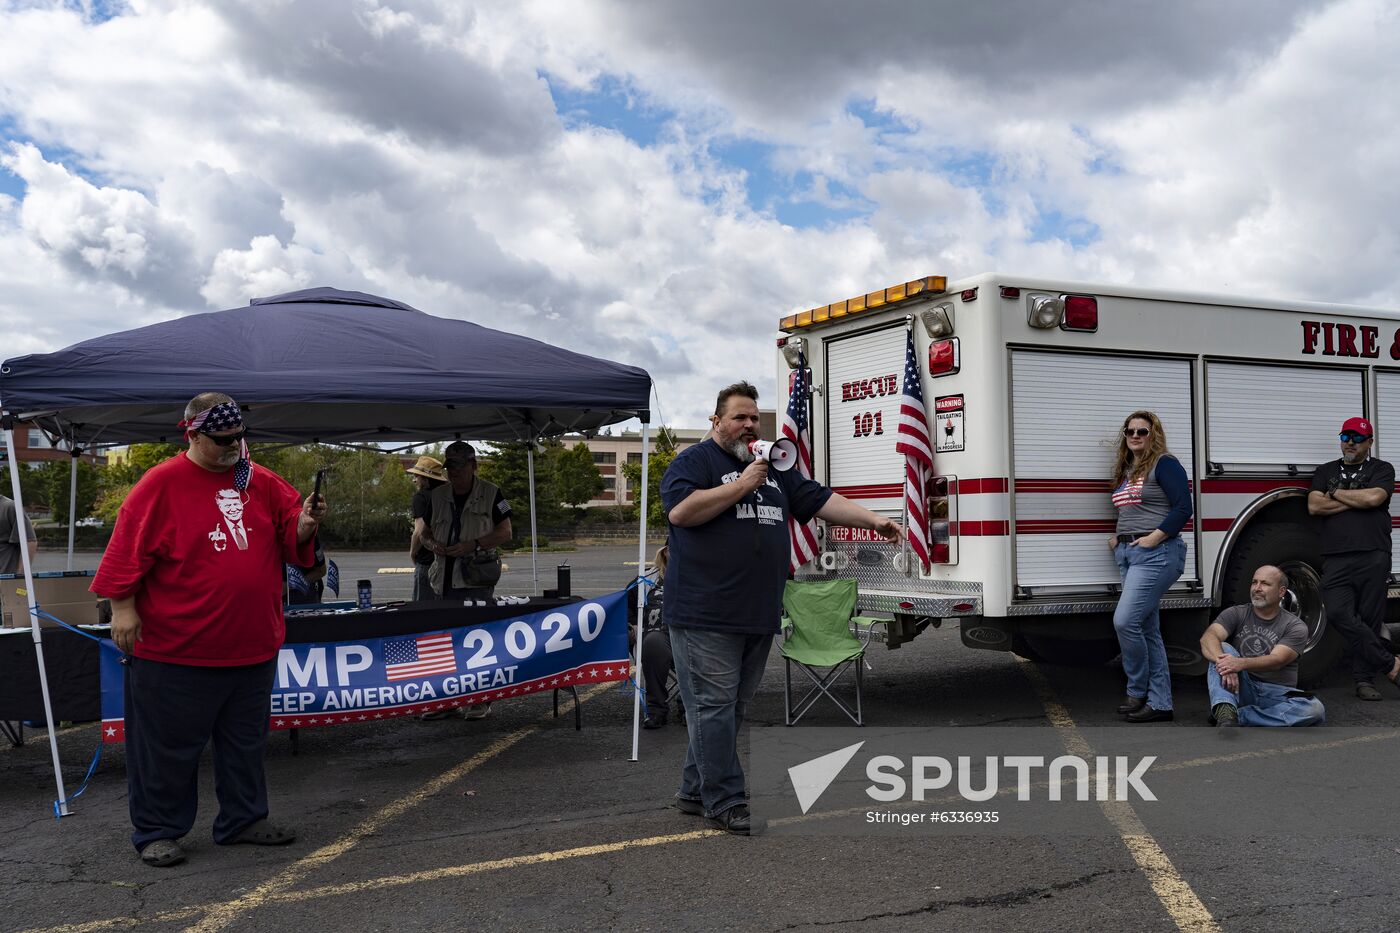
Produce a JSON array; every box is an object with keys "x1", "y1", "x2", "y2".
[{"x1": 777, "y1": 272, "x2": 1400, "y2": 679}]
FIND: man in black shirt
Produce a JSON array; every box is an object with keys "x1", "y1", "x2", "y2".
[{"x1": 1308, "y1": 416, "x2": 1400, "y2": 699}]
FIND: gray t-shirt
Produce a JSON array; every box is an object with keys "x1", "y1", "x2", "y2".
[
  {"x1": 0, "y1": 495, "x2": 37, "y2": 576},
  {"x1": 1214, "y1": 604, "x2": 1308, "y2": 687}
]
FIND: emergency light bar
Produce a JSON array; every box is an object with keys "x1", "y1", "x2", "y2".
[{"x1": 780, "y1": 275, "x2": 948, "y2": 333}]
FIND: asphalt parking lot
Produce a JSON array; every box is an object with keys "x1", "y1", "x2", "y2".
[{"x1": 7, "y1": 544, "x2": 1400, "y2": 932}]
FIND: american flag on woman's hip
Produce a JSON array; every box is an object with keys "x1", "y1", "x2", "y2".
[
  {"x1": 895, "y1": 327, "x2": 934, "y2": 571},
  {"x1": 783, "y1": 353, "x2": 820, "y2": 572}
]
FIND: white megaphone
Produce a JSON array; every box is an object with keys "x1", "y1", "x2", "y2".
[{"x1": 748, "y1": 438, "x2": 798, "y2": 471}]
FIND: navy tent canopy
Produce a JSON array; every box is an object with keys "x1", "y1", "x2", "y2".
[{"x1": 0, "y1": 287, "x2": 652, "y2": 446}]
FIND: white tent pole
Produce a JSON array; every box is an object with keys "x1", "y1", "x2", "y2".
[
  {"x1": 526, "y1": 442, "x2": 539, "y2": 595},
  {"x1": 66, "y1": 446, "x2": 78, "y2": 570},
  {"x1": 630, "y1": 420, "x2": 650, "y2": 762},
  {"x1": 4, "y1": 421, "x2": 71, "y2": 814}
]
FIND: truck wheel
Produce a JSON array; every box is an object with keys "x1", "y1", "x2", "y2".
[{"x1": 1221, "y1": 522, "x2": 1343, "y2": 687}]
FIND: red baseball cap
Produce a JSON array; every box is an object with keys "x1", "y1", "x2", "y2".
[{"x1": 1341, "y1": 417, "x2": 1373, "y2": 438}]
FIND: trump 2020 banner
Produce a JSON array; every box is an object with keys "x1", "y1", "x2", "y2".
[{"x1": 99, "y1": 590, "x2": 631, "y2": 742}]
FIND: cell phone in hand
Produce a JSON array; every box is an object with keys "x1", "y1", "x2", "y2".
[{"x1": 311, "y1": 468, "x2": 326, "y2": 505}]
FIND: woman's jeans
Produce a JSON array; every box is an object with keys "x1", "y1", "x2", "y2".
[{"x1": 1113, "y1": 536, "x2": 1186, "y2": 710}]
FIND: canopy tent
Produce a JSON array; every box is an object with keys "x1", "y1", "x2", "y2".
[
  {"x1": 0, "y1": 286, "x2": 651, "y2": 445},
  {"x1": 0, "y1": 286, "x2": 656, "y2": 814}
]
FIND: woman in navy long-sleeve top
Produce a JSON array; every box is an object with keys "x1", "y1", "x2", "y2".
[{"x1": 1108, "y1": 410, "x2": 1192, "y2": 723}]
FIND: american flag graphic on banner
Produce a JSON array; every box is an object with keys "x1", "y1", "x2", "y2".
[
  {"x1": 383, "y1": 633, "x2": 457, "y2": 681},
  {"x1": 783, "y1": 352, "x2": 820, "y2": 572},
  {"x1": 895, "y1": 327, "x2": 934, "y2": 571}
]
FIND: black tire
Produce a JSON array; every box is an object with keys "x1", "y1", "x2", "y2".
[{"x1": 1220, "y1": 521, "x2": 1344, "y2": 687}]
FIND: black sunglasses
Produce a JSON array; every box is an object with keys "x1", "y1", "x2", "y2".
[
  {"x1": 444, "y1": 458, "x2": 477, "y2": 468},
  {"x1": 202, "y1": 429, "x2": 247, "y2": 447},
  {"x1": 1339, "y1": 432, "x2": 1372, "y2": 444},
  {"x1": 1123, "y1": 428, "x2": 1151, "y2": 438}
]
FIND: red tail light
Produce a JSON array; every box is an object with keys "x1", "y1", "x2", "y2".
[
  {"x1": 928, "y1": 337, "x2": 960, "y2": 376},
  {"x1": 1061, "y1": 295, "x2": 1098, "y2": 332}
]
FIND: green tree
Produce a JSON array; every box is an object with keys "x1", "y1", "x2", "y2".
[
  {"x1": 480, "y1": 440, "x2": 566, "y2": 538},
  {"x1": 0, "y1": 463, "x2": 47, "y2": 512},
  {"x1": 554, "y1": 442, "x2": 605, "y2": 516},
  {"x1": 33, "y1": 459, "x2": 101, "y2": 525},
  {"x1": 620, "y1": 426, "x2": 679, "y2": 529}
]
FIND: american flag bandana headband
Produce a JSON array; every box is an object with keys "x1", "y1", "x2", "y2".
[{"x1": 179, "y1": 401, "x2": 255, "y2": 490}]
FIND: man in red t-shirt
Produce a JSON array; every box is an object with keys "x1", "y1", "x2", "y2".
[{"x1": 93, "y1": 392, "x2": 326, "y2": 868}]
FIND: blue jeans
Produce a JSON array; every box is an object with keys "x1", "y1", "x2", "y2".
[
  {"x1": 1207, "y1": 644, "x2": 1325, "y2": 726},
  {"x1": 1113, "y1": 536, "x2": 1186, "y2": 710},
  {"x1": 412, "y1": 563, "x2": 432, "y2": 601},
  {"x1": 669, "y1": 626, "x2": 772, "y2": 818}
]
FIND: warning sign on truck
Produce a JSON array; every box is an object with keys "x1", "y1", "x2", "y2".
[{"x1": 934, "y1": 394, "x2": 964, "y2": 452}]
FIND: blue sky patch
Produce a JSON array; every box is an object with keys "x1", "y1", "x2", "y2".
[
  {"x1": 70, "y1": 0, "x2": 130, "y2": 25},
  {"x1": 710, "y1": 137, "x2": 866, "y2": 228},
  {"x1": 547, "y1": 73, "x2": 671, "y2": 149},
  {"x1": 1029, "y1": 205, "x2": 1101, "y2": 248}
]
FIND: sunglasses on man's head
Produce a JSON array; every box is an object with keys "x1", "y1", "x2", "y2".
[
  {"x1": 1340, "y1": 432, "x2": 1372, "y2": 444},
  {"x1": 202, "y1": 429, "x2": 247, "y2": 447},
  {"x1": 1123, "y1": 428, "x2": 1151, "y2": 438}
]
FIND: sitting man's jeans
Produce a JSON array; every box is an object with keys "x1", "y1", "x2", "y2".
[
  {"x1": 669, "y1": 626, "x2": 772, "y2": 818},
  {"x1": 1206, "y1": 643, "x2": 1325, "y2": 726}
]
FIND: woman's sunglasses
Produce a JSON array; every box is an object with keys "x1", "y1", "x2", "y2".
[
  {"x1": 201, "y1": 429, "x2": 247, "y2": 447},
  {"x1": 1123, "y1": 428, "x2": 1151, "y2": 438}
]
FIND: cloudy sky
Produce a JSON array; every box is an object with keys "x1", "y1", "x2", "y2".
[{"x1": 1, "y1": 0, "x2": 1397, "y2": 429}]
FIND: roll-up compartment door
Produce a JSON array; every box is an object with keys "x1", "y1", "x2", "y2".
[
  {"x1": 1206, "y1": 362, "x2": 1363, "y2": 470},
  {"x1": 825, "y1": 324, "x2": 908, "y2": 508},
  {"x1": 1371, "y1": 371, "x2": 1400, "y2": 573},
  {"x1": 1011, "y1": 351, "x2": 1196, "y2": 589}
]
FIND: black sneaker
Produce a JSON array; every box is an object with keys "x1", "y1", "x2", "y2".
[
  {"x1": 709, "y1": 804, "x2": 753, "y2": 835},
  {"x1": 673, "y1": 796, "x2": 704, "y2": 816},
  {"x1": 1212, "y1": 702, "x2": 1239, "y2": 727},
  {"x1": 643, "y1": 712, "x2": 668, "y2": 729}
]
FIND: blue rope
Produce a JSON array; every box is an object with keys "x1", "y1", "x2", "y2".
[
  {"x1": 26, "y1": 605, "x2": 109, "y2": 644},
  {"x1": 19, "y1": 604, "x2": 109, "y2": 816},
  {"x1": 53, "y1": 739, "x2": 103, "y2": 820}
]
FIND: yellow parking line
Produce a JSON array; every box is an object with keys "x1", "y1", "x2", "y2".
[
  {"x1": 1015, "y1": 658, "x2": 1220, "y2": 933},
  {"x1": 21, "y1": 690, "x2": 1391, "y2": 933},
  {"x1": 17, "y1": 828, "x2": 722, "y2": 933},
  {"x1": 183, "y1": 681, "x2": 615, "y2": 933},
  {"x1": 269, "y1": 828, "x2": 721, "y2": 903}
]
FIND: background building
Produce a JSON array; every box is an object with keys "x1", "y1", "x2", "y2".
[
  {"x1": 0, "y1": 424, "x2": 106, "y2": 467},
  {"x1": 560, "y1": 410, "x2": 776, "y2": 508}
]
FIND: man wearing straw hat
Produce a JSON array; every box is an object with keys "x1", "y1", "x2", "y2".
[{"x1": 405, "y1": 454, "x2": 447, "y2": 602}]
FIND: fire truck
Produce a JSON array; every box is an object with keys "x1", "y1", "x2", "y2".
[{"x1": 777, "y1": 273, "x2": 1400, "y2": 685}]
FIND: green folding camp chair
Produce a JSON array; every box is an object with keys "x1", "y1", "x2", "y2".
[{"x1": 780, "y1": 578, "x2": 880, "y2": 726}]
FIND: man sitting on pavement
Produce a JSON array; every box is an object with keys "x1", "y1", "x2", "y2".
[{"x1": 1200, "y1": 564, "x2": 1325, "y2": 727}]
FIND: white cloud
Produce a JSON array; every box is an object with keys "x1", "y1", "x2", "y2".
[{"x1": 0, "y1": 0, "x2": 1396, "y2": 431}]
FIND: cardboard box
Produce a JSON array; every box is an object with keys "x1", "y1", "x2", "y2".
[{"x1": 0, "y1": 572, "x2": 103, "y2": 629}]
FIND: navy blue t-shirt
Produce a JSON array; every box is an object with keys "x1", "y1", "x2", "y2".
[{"x1": 661, "y1": 438, "x2": 832, "y2": 634}]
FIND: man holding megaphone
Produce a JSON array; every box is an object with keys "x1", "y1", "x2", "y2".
[{"x1": 661, "y1": 380, "x2": 903, "y2": 835}]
